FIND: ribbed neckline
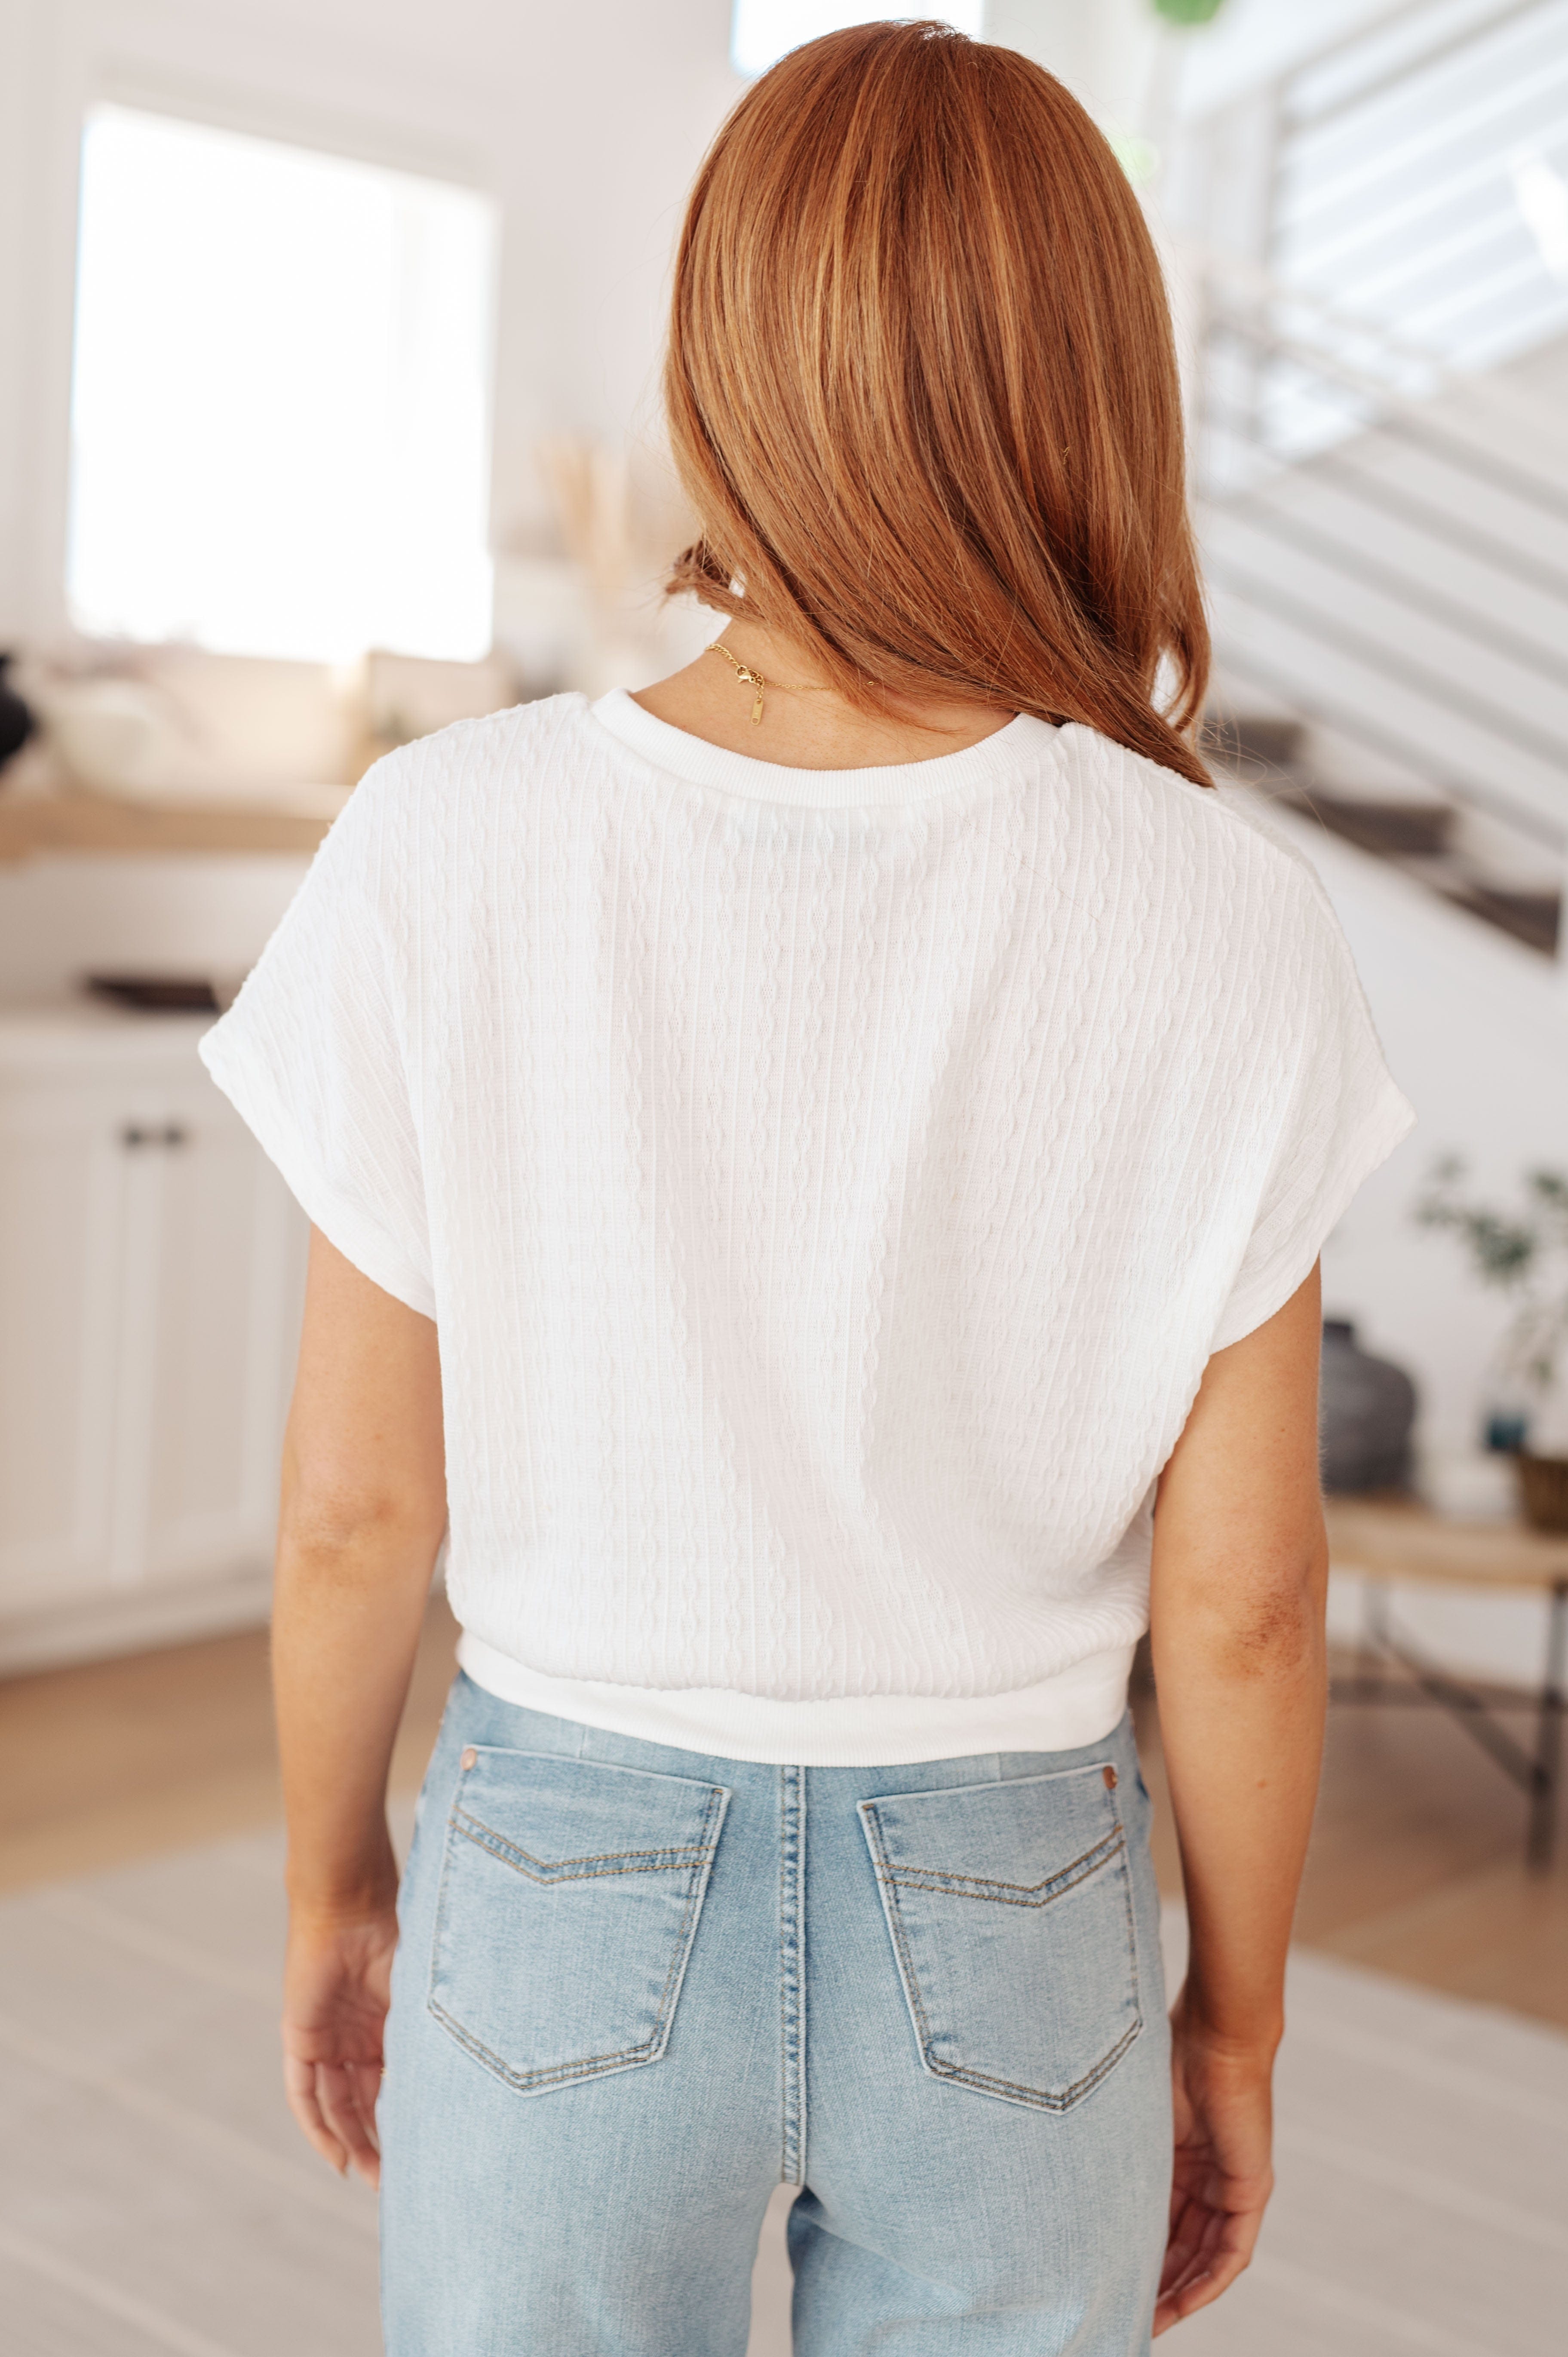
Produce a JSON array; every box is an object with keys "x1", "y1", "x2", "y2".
[{"x1": 589, "y1": 686, "x2": 1052, "y2": 809}]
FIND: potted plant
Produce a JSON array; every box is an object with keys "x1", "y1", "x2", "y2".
[{"x1": 1413, "y1": 1157, "x2": 1568, "y2": 1530}]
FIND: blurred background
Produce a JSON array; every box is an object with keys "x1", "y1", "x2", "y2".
[{"x1": 0, "y1": 3, "x2": 1565, "y2": 2351}]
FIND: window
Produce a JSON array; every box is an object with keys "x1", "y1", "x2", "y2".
[
  {"x1": 731, "y1": 3, "x2": 984, "y2": 81},
  {"x1": 68, "y1": 106, "x2": 497, "y2": 663}
]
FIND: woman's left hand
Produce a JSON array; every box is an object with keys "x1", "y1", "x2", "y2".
[{"x1": 1154, "y1": 1993, "x2": 1276, "y2": 2335}]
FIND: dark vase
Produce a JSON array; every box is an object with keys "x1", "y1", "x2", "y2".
[
  {"x1": 0, "y1": 653, "x2": 36, "y2": 774},
  {"x1": 1320, "y1": 1318, "x2": 1418, "y2": 1493}
]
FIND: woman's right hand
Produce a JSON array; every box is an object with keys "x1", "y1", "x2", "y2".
[
  {"x1": 269, "y1": 1230, "x2": 445, "y2": 2186},
  {"x1": 1154, "y1": 1990, "x2": 1277, "y2": 2336},
  {"x1": 282, "y1": 1899, "x2": 400, "y2": 2187}
]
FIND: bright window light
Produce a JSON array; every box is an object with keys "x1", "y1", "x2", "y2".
[
  {"x1": 1513, "y1": 151, "x2": 1568, "y2": 283},
  {"x1": 68, "y1": 106, "x2": 497, "y2": 663},
  {"x1": 731, "y1": 3, "x2": 984, "y2": 80}
]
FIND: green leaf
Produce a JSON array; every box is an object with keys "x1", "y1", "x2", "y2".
[
  {"x1": 1410, "y1": 1152, "x2": 1568, "y2": 1430},
  {"x1": 1151, "y1": 0, "x2": 1229, "y2": 24}
]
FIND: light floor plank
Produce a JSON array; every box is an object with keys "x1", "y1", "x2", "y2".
[
  {"x1": 0, "y1": 2234, "x2": 250, "y2": 2357},
  {"x1": 0, "y1": 2052, "x2": 380, "y2": 2356}
]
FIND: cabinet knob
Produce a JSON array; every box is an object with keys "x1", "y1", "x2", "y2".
[{"x1": 119, "y1": 1122, "x2": 190, "y2": 1150}]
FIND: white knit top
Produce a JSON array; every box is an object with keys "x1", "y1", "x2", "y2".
[{"x1": 200, "y1": 688, "x2": 1412, "y2": 1764}]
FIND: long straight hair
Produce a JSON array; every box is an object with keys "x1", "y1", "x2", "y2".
[{"x1": 663, "y1": 20, "x2": 1212, "y2": 786}]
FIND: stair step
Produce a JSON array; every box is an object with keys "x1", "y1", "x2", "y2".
[
  {"x1": 1244, "y1": 781, "x2": 1562, "y2": 958},
  {"x1": 1440, "y1": 883, "x2": 1562, "y2": 958},
  {"x1": 1201, "y1": 713, "x2": 1307, "y2": 776},
  {"x1": 1311, "y1": 796, "x2": 1455, "y2": 859}
]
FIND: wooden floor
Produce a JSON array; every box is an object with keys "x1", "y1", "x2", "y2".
[
  {"x1": 2, "y1": 1605, "x2": 1564, "y2": 2027},
  {"x1": 0, "y1": 1599, "x2": 459, "y2": 1893}
]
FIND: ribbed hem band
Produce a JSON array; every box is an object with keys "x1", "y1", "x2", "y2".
[{"x1": 454, "y1": 1631, "x2": 1136, "y2": 1766}]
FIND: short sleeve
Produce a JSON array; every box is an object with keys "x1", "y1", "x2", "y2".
[
  {"x1": 1210, "y1": 877, "x2": 1415, "y2": 1353},
  {"x1": 197, "y1": 755, "x2": 435, "y2": 1318}
]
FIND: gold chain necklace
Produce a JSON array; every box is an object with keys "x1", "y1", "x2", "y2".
[{"x1": 709, "y1": 638, "x2": 835, "y2": 726}]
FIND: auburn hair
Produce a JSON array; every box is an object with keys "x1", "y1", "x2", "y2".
[{"x1": 663, "y1": 19, "x2": 1211, "y2": 786}]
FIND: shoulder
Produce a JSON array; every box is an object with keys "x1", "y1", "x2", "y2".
[
  {"x1": 1058, "y1": 724, "x2": 1331, "y2": 930},
  {"x1": 315, "y1": 693, "x2": 595, "y2": 878},
  {"x1": 349, "y1": 693, "x2": 592, "y2": 819}
]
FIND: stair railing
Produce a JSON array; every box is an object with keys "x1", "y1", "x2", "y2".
[{"x1": 1189, "y1": 256, "x2": 1568, "y2": 875}]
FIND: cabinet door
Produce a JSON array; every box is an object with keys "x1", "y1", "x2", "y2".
[
  {"x1": 0, "y1": 1088, "x2": 126, "y2": 1606},
  {"x1": 123, "y1": 1086, "x2": 307, "y2": 1590}
]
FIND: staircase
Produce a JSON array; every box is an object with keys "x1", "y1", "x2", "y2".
[
  {"x1": 1267, "y1": 0, "x2": 1568, "y2": 383},
  {"x1": 1168, "y1": 0, "x2": 1568, "y2": 958},
  {"x1": 1199, "y1": 710, "x2": 1563, "y2": 954}
]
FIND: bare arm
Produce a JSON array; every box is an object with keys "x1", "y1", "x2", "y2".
[
  {"x1": 1149, "y1": 1262, "x2": 1328, "y2": 2333},
  {"x1": 274, "y1": 1228, "x2": 447, "y2": 2184}
]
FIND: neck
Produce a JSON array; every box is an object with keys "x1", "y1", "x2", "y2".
[{"x1": 630, "y1": 615, "x2": 1016, "y2": 773}]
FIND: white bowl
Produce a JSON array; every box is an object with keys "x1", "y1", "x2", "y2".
[{"x1": 40, "y1": 679, "x2": 171, "y2": 798}]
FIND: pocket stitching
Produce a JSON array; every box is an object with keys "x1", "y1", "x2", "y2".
[
  {"x1": 428, "y1": 1778, "x2": 728, "y2": 2094},
  {"x1": 450, "y1": 1807, "x2": 716, "y2": 1883},
  {"x1": 912, "y1": 2019, "x2": 1143, "y2": 2111},
  {"x1": 861, "y1": 1790, "x2": 1143, "y2": 2114},
  {"x1": 872, "y1": 1822, "x2": 1126, "y2": 1907}
]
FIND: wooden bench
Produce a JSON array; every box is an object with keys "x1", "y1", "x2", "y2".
[{"x1": 1324, "y1": 1496, "x2": 1568, "y2": 1870}]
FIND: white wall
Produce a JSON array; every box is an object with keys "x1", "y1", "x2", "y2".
[
  {"x1": 1309, "y1": 817, "x2": 1568, "y2": 1447},
  {"x1": 985, "y1": 0, "x2": 1164, "y2": 128},
  {"x1": 0, "y1": 0, "x2": 742, "y2": 648}
]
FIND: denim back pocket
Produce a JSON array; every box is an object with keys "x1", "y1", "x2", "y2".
[
  {"x1": 859, "y1": 1762, "x2": 1140, "y2": 2113},
  {"x1": 428, "y1": 1747, "x2": 729, "y2": 2096}
]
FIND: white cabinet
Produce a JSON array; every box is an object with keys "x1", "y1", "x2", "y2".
[
  {"x1": 0, "y1": 1077, "x2": 124, "y2": 1602},
  {"x1": 0, "y1": 1006, "x2": 307, "y2": 1670}
]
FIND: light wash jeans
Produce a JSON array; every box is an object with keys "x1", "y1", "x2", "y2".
[{"x1": 380, "y1": 1674, "x2": 1171, "y2": 2355}]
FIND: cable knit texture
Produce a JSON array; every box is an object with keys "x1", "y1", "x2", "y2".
[{"x1": 199, "y1": 689, "x2": 1413, "y2": 1760}]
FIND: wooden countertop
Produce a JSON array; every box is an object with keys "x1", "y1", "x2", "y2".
[
  {"x1": 0, "y1": 786, "x2": 344, "y2": 863},
  {"x1": 1325, "y1": 1494, "x2": 1568, "y2": 1591}
]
